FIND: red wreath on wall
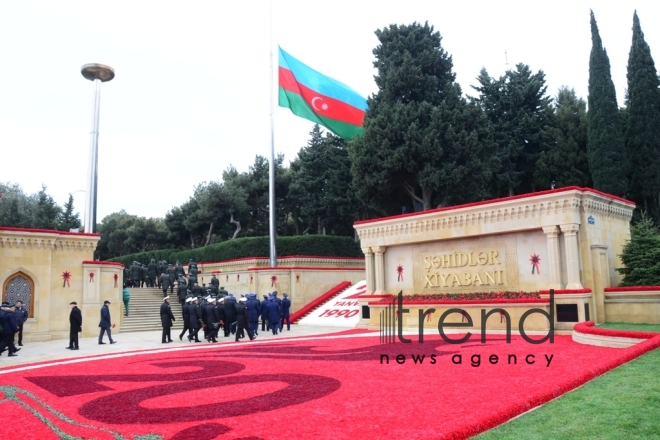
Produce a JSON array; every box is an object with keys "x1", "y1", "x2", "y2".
[
  {"x1": 89, "y1": 272, "x2": 95, "y2": 283},
  {"x1": 237, "y1": 274, "x2": 240, "y2": 281},
  {"x1": 271, "y1": 275, "x2": 277, "y2": 287},
  {"x1": 226, "y1": 275, "x2": 229, "y2": 282},
  {"x1": 113, "y1": 274, "x2": 118, "y2": 288},
  {"x1": 530, "y1": 254, "x2": 541, "y2": 274},
  {"x1": 396, "y1": 265, "x2": 404, "y2": 282},
  {"x1": 296, "y1": 274, "x2": 300, "y2": 282},
  {"x1": 61, "y1": 271, "x2": 71, "y2": 288}
]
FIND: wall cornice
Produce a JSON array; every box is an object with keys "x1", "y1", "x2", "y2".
[{"x1": 0, "y1": 230, "x2": 99, "y2": 251}]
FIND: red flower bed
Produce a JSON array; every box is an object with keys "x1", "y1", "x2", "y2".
[
  {"x1": 574, "y1": 321, "x2": 660, "y2": 340},
  {"x1": 0, "y1": 331, "x2": 657, "y2": 439},
  {"x1": 604, "y1": 286, "x2": 660, "y2": 292},
  {"x1": 540, "y1": 288, "x2": 592, "y2": 294}
]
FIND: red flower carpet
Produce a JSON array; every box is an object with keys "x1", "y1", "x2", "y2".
[{"x1": 1, "y1": 331, "x2": 658, "y2": 440}]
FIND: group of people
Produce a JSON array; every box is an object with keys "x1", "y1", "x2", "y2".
[
  {"x1": 160, "y1": 288, "x2": 291, "y2": 344},
  {"x1": 0, "y1": 300, "x2": 28, "y2": 357},
  {"x1": 124, "y1": 259, "x2": 201, "y2": 294}
]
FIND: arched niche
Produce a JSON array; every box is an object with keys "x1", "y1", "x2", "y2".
[{"x1": 2, "y1": 271, "x2": 35, "y2": 318}]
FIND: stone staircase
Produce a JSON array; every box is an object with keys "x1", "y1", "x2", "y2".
[{"x1": 121, "y1": 287, "x2": 184, "y2": 333}]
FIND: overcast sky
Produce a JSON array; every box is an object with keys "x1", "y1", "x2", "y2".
[{"x1": 2, "y1": 1, "x2": 659, "y2": 223}]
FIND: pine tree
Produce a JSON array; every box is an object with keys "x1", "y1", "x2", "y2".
[
  {"x1": 58, "y1": 194, "x2": 82, "y2": 231},
  {"x1": 33, "y1": 185, "x2": 61, "y2": 230},
  {"x1": 625, "y1": 11, "x2": 660, "y2": 217},
  {"x1": 535, "y1": 87, "x2": 591, "y2": 189},
  {"x1": 616, "y1": 216, "x2": 660, "y2": 286},
  {"x1": 587, "y1": 10, "x2": 628, "y2": 196}
]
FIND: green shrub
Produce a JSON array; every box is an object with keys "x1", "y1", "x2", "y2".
[
  {"x1": 107, "y1": 235, "x2": 362, "y2": 265},
  {"x1": 616, "y1": 217, "x2": 660, "y2": 286}
]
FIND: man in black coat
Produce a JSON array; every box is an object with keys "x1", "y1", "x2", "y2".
[
  {"x1": 14, "y1": 300, "x2": 28, "y2": 346},
  {"x1": 281, "y1": 293, "x2": 291, "y2": 331},
  {"x1": 130, "y1": 262, "x2": 141, "y2": 288},
  {"x1": 187, "y1": 298, "x2": 203, "y2": 343},
  {"x1": 0, "y1": 304, "x2": 19, "y2": 356},
  {"x1": 175, "y1": 260, "x2": 186, "y2": 278},
  {"x1": 246, "y1": 294, "x2": 261, "y2": 336},
  {"x1": 148, "y1": 259, "x2": 158, "y2": 288},
  {"x1": 179, "y1": 297, "x2": 192, "y2": 341},
  {"x1": 235, "y1": 297, "x2": 255, "y2": 341},
  {"x1": 266, "y1": 296, "x2": 282, "y2": 335},
  {"x1": 166, "y1": 264, "x2": 177, "y2": 294},
  {"x1": 218, "y1": 286, "x2": 228, "y2": 297},
  {"x1": 223, "y1": 295, "x2": 237, "y2": 337},
  {"x1": 192, "y1": 282, "x2": 204, "y2": 297},
  {"x1": 260, "y1": 295, "x2": 269, "y2": 332},
  {"x1": 210, "y1": 274, "x2": 220, "y2": 288},
  {"x1": 160, "y1": 297, "x2": 175, "y2": 343},
  {"x1": 204, "y1": 298, "x2": 220, "y2": 343},
  {"x1": 177, "y1": 277, "x2": 188, "y2": 305},
  {"x1": 160, "y1": 272, "x2": 171, "y2": 297},
  {"x1": 98, "y1": 300, "x2": 116, "y2": 344},
  {"x1": 67, "y1": 301, "x2": 82, "y2": 350}
]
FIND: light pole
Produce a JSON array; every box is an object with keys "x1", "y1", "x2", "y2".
[
  {"x1": 70, "y1": 189, "x2": 86, "y2": 230},
  {"x1": 81, "y1": 63, "x2": 114, "y2": 233}
]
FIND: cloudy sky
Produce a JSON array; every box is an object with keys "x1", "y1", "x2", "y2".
[{"x1": 1, "y1": 1, "x2": 659, "y2": 223}]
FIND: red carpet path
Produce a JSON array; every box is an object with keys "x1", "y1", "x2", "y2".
[{"x1": 1, "y1": 331, "x2": 658, "y2": 440}]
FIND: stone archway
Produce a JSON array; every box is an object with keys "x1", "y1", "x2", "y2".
[{"x1": 2, "y1": 272, "x2": 34, "y2": 318}]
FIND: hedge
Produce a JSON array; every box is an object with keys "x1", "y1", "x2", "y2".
[{"x1": 107, "y1": 235, "x2": 363, "y2": 266}]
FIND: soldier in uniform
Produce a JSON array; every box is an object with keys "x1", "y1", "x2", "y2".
[
  {"x1": 246, "y1": 293, "x2": 261, "y2": 337},
  {"x1": 235, "y1": 297, "x2": 255, "y2": 341},
  {"x1": 223, "y1": 294, "x2": 237, "y2": 337},
  {"x1": 148, "y1": 259, "x2": 158, "y2": 288},
  {"x1": 208, "y1": 283, "x2": 219, "y2": 297},
  {"x1": 160, "y1": 271, "x2": 171, "y2": 297},
  {"x1": 130, "y1": 261, "x2": 141, "y2": 288},
  {"x1": 210, "y1": 274, "x2": 220, "y2": 289},
  {"x1": 192, "y1": 281, "x2": 204, "y2": 297},
  {"x1": 160, "y1": 296, "x2": 175, "y2": 343},
  {"x1": 141, "y1": 264, "x2": 149, "y2": 288},
  {"x1": 260, "y1": 295, "x2": 269, "y2": 332},
  {"x1": 188, "y1": 259, "x2": 199, "y2": 286},
  {"x1": 175, "y1": 260, "x2": 186, "y2": 279},
  {"x1": 179, "y1": 297, "x2": 193, "y2": 341},
  {"x1": 204, "y1": 297, "x2": 220, "y2": 343},
  {"x1": 166, "y1": 264, "x2": 177, "y2": 294},
  {"x1": 281, "y1": 293, "x2": 291, "y2": 331},
  {"x1": 272, "y1": 291, "x2": 283, "y2": 330},
  {"x1": 158, "y1": 261, "x2": 168, "y2": 288},
  {"x1": 177, "y1": 277, "x2": 188, "y2": 306},
  {"x1": 266, "y1": 296, "x2": 282, "y2": 335},
  {"x1": 218, "y1": 286, "x2": 228, "y2": 297},
  {"x1": 188, "y1": 297, "x2": 203, "y2": 343}
]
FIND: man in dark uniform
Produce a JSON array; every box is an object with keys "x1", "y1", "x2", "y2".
[
  {"x1": 98, "y1": 300, "x2": 116, "y2": 344},
  {"x1": 218, "y1": 286, "x2": 228, "y2": 297},
  {"x1": 130, "y1": 262, "x2": 141, "y2": 288},
  {"x1": 260, "y1": 295, "x2": 269, "y2": 332},
  {"x1": 235, "y1": 297, "x2": 255, "y2": 341},
  {"x1": 208, "y1": 283, "x2": 219, "y2": 297},
  {"x1": 148, "y1": 259, "x2": 158, "y2": 288},
  {"x1": 160, "y1": 296, "x2": 175, "y2": 343},
  {"x1": 211, "y1": 274, "x2": 220, "y2": 289},
  {"x1": 175, "y1": 260, "x2": 186, "y2": 279},
  {"x1": 166, "y1": 264, "x2": 177, "y2": 294},
  {"x1": 192, "y1": 281, "x2": 204, "y2": 297},
  {"x1": 0, "y1": 304, "x2": 19, "y2": 356},
  {"x1": 272, "y1": 291, "x2": 283, "y2": 330},
  {"x1": 246, "y1": 293, "x2": 261, "y2": 337},
  {"x1": 204, "y1": 297, "x2": 220, "y2": 343},
  {"x1": 188, "y1": 259, "x2": 198, "y2": 286},
  {"x1": 157, "y1": 260, "x2": 168, "y2": 288},
  {"x1": 281, "y1": 293, "x2": 291, "y2": 331},
  {"x1": 177, "y1": 277, "x2": 188, "y2": 306},
  {"x1": 223, "y1": 294, "x2": 237, "y2": 337},
  {"x1": 179, "y1": 297, "x2": 193, "y2": 341},
  {"x1": 188, "y1": 298, "x2": 203, "y2": 343},
  {"x1": 14, "y1": 300, "x2": 28, "y2": 346},
  {"x1": 141, "y1": 264, "x2": 149, "y2": 288},
  {"x1": 266, "y1": 296, "x2": 282, "y2": 335},
  {"x1": 67, "y1": 301, "x2": 82, "y2": 350},
  {"x1": 123, "y1": 267, "x2": 130, "y2": 288},
  {"x1": 160, "y1": 271, "x2": 171, "y2": 297}
]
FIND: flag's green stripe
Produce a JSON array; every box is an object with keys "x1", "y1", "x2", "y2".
[{"x1": 279, "y1": 87, "x2": 363, "y2": 140}]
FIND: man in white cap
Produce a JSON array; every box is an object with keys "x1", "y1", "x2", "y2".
[
  {"x1": 179, "y1": 297, "x2": 193, "y2": 341},
  {"x1": 235, "y1": 297, "x2": 255, "y2": 341},
  {"x1": 160, "y1": 296, "x2": 175, "y2": 343},
  {"x1": 188, "y1": 297, "x2": 203, "y2": 343},
  {"x1": 204, "y1": 296, "x2": 220, "y2": 343}
]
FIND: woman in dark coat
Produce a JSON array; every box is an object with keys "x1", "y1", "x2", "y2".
[{"x1": 160, "y1": 297, "x2": 175, "y2": 343}]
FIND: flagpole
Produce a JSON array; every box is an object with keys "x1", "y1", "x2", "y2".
[{"x1": 268, "y1": 0, "x2": 277, "y2": 268}]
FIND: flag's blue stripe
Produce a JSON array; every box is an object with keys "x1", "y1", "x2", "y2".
[{"x1": 278, "y1": 47, "x2": 367, "y2": 111}]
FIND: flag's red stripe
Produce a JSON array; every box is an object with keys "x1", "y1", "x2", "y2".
[{"x1": 279, "y1": 67, "x2": 365, "y2": 127}]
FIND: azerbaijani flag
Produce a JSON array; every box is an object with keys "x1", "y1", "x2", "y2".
[{"x1": 278, "y1": 47, "x2": 367, "y2": 140}]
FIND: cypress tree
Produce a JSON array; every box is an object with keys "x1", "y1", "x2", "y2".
[
  {"x1": 616, "y1": 217, "x2": 660, "y2": 286},
  {"x1": 625, "y1": 11, "x2": 660, "y2": 216},
  {"x1": 587, "y1": 10, "x2": 628, "y2": 196}
]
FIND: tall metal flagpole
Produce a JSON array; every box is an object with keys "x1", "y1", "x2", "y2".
[
  {"x1": 268, "y1": 0, "x2": 277, "y2": 268},
  {"x1": 81, "y1": 63, "x2": 115, "y2": 233}
]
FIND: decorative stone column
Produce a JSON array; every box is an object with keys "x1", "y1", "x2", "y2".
[
  {"x1": 362, "y1": 247, "x2": 375, "y2": 295},
  {"x1": 542, "y1": 225, "x2": 563, "y2": 290},
  {"x1": 373, "y1": 246, "x2": 387, "y2": 294},
  {"x1": 560, "y1": 224, "x2": 583, "y2": 289}
]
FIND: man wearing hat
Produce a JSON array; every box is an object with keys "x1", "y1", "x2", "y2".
[
  {"x1": 98, "y1": 300, "x2": 116, "y2": 345},
  {"x1": 260, "y1": 295, "x2": 269, "y2": 333},
  {"x1": 266, "y1": 296, "x2": 282, "y2": 335},
  {"x1": 67, "y1": 301, "x2": 82, "y2": 350},
  {"x1": 272, "y1": 291, "x2": 283, "y2": 331},
  {"x1": 187, "y1": 297, "x2": 203, "y2": 343},
  {"x1": 246, "y1": 294, "x2": 261, "y2": 337},
  {"x1": 211, "y1": 274, "x2": 220, "y2": 289},
  {"x1": 223, "y1": 294, "x2": 237, "y2": 337},
  {"x1": 179, "y1": 297, "x2": 193, "y2": 341},
  {"x1": 0, "y1": 302, "x2": 19, "y2": 356},
  {"x1": 160, "y1": 271, "x2": 171, "y2": 297},
  {"x1": 281, "y1": 293, "x2": 291, "y2": 331},
  {"x1": 204, "y1": 296, "x2": 220, "y2": 343},
  {"x1": 160, "y1": 296, "x2": 176, "y2": 343},
  {"x1": 235, "y1": 297, "x2": 255, "y2": 341},
  {"x1": 167, "y1": 264, "x2": 177, "y2": 294}
]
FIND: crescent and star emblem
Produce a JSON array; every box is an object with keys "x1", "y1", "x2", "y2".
[{"x1": 311, "y1": 96, "x2": 329, "y2": 111}]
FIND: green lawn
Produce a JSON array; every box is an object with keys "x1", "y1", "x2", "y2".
[
  {"x1": 595, "y1": 322, "x2": 660, "y2": 332},
  {"x1": 475, "y1": 347, "x2": 660, "y2": 439}
]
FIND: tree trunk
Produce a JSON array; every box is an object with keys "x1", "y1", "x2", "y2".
[
  {"x1": 230, "y1": 214, "x2": 241, "y2": 239},
  {"x1": 422, "y1": 187, "x2": 433, "y2": 211},
  {"x1": 189, "y1": 232, "x2": 196, "y2": 249},
  {"x1": 204, "y1": 222, "x2": 214, "y2": 246}
]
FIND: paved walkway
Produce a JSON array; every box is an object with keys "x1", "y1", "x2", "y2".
[{"x1": 0, "y1": 325, "x2": 353, "y2": 368}]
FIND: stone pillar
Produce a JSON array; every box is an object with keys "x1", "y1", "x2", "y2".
[
  {"x1": 542, "y1": 226, "x2": 563, "y2": 290},
  {"x1": 560, "y1": 224, "x2": 583, "y2": 289},
  {"x1": 362, "y1": 247, "x2": 375, "y2": 295},
  {"x1": 373, "y1": 246, "x2": 387, "y2": 294}
]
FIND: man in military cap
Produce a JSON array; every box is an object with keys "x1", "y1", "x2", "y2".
[
  {"x1": 260, "y1": 294, "x2": 269, "y2": 333},
  {"x1": 130, "y1": 261, "x2": 141, "y2": 288},
  {"x1": 272, "y1": 291, "x2": 283, "y2": 331},
  {"x1": 246, "y1": 293, "x2": 261, "y2": 337},
  {"x1": 188, "y1": 259, "x2": 199, "y2": 286},
  {"x1": 204, "y1": 296, "x2": 220, "y2": 343},
  {"x1": 218, "y1": 286, "x2": 228, "y2": 297},
  {"x1": 166, "y1": 264, "x2": 177, "y2": 294},
  {"x1": 188, "y1": 297, "x2": 203, "y2": 343},
  {"x1": 281, "y1": 293, "x2": 292, "y2": 331},
  {"x1": 158, "y1": 260, "x2": 168, "y2": 288},
  {"x1": 211, "y1": 274, "x2": 220, "y2": 289},
  {"x1": 179, "y1": 297, "x2": 193, "y2": 341},
  {"x1": 223, "y1": 294, "x2": 237, "y2": 337},
  {"x1": 177, "y1": 276, "x2": 188, "y2": 306},
  {"x1": 160, "y1": 271, "x2": 171, "y2": 297},
  {"x1": 141, "y1": 263, "x2": 149, "y2": 288},
  {"x1": 148, "y1": 259, "x2": 158, "y2": 288},
  {"x1": 175, "y1": 260, "x2": 186, "y2": 279},
  {"x1": 192, "y1": 281, "x2": 204, "y2": 297},
  {"x1": 266, "y1": 295, "x2": 281, "y2": 335},
  {"x1": 160, "y1": 296, "x2": 175, "y2": 344},
  {"x1": 235, "y1": 297, "x2": 255, "y2": 341}
]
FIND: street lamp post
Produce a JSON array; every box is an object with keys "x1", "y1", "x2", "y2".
[{"x1": 81, "y1": 63, "x2": 114, "y2": 233}]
